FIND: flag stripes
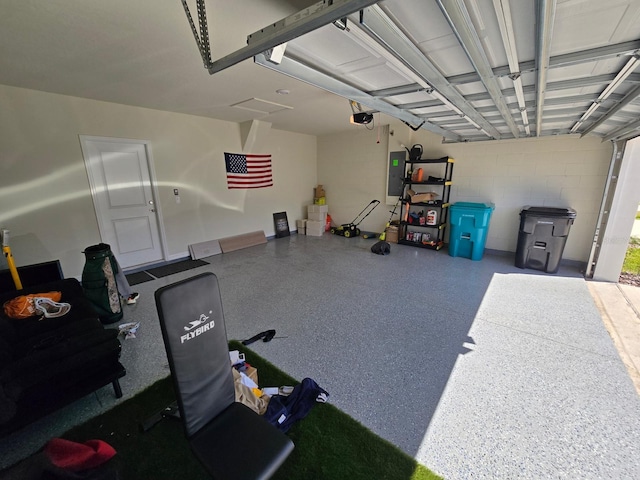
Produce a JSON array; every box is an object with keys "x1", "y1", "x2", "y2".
[{"x1": 224, "y1": 153, "x2": 273, "y2": 189}]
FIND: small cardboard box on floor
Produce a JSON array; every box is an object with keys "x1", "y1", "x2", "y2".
[
  {"x1": 385, "y1": 225, "x2": 399, "y2": 243},
  {"x1": 296, "y1": 219, "x2": 307, "y2": 235}
]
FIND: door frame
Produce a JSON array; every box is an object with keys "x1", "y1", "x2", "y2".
[
  {"x1": 79, "y1": 135, "x2": 169, "y2": 269},
  {"x1": 589, "y1": 137, "x2": 640, "y2": 281}
]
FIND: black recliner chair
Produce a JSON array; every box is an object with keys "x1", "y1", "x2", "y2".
[{"x1": 155, "y1": 272, "x2": 294, "y2": 480}]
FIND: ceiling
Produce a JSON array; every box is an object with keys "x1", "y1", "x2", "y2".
[{"x1": 1, "y1": 0, "x2": 639, "y2": 142}]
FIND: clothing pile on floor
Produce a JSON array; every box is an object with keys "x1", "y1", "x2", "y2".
[{"x1": 231, "y1": 351, "x2": 329, "y2": 432}]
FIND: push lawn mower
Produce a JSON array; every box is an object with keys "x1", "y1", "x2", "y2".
[{"x1": 330, "y1": 200, "x2": 380, "y2": 238}]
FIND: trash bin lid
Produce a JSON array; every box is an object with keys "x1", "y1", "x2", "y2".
[
  {"x1": 451, "y1": 202, "x2": 495, "y2": 210},
  {"x1": 520, "y1": 206, "x2": 576, "y2": 218}
]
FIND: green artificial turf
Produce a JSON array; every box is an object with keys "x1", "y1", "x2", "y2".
[
  {"x1": 21, "y1": 341, "x2": 440, "y2": 480},
  {"x1": 622, "y1": 237, "x2": 640, "y2": 274}
]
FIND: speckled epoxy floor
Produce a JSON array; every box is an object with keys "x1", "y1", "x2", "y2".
[{"x1": 2, "y1": 233, "x2": 640, "y2": 478}]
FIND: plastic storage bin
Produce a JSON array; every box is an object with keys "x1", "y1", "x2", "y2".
[
  {"x1": 515, "y1": 206, "x2": 577, "y2": 273},
  {"x1": 448, "y1": 202, "x2": 495, "y2": 260}
]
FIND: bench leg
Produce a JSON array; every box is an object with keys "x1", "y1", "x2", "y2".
[{"x1": 112, "y1": 378, "x2": 123, "y2": 398}]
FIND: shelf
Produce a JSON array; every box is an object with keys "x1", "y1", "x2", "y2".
[
  {"x1": 402, "y1": 200, "x2": 450, "y2": 208},
  {"x1": 406, "y1": 156, "x2": 455, "y2": 164},
  {"x1": 400, "y1": 154, "x2": 453, "y2": 252},
  {"x1": 401, "y1": 221, "x2": 446, "y2": 230},
  {"x1": 398, "y1": 239, "x2": 444, "y2": 250},
  {"x1": 403, "y1": 177, "x2": 452, "y2": 186}
]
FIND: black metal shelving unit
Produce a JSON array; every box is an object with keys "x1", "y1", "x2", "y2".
[{"x1": 398, "y1": 156, "x2": 454, "y2": 250}]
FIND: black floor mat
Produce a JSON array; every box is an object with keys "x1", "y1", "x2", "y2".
[
  {"x1": 145, "y1": 259, "x2": 208, "y2": 278},
  {"x1": 125, "y1": 271, "x2": 155, "y2": 286}
]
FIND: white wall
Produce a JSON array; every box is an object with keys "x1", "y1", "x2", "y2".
[
  {"x1": 317, "y1": 123, "x2": 393, "y2": 233},
  {"x1": 319, "y1": 124, "x2": 613, "y2": 263},
  {"x1": 417, "y1": 132, "x2": 613, "y2": 263},
  {"x1": 0, "y1": 85, "x2": 317, "y2": 277}
]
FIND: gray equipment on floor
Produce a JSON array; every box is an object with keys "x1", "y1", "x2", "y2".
[{"x1": 155, "y1": 272, "x2": 294, "y2": 480}]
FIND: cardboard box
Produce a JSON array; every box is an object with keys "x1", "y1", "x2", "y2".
[
  {"x1": 296, "y1": 219, "x2": 307, "y2": 235},
  {"x1": 385, "y1": 225, "x2": 399, "y2": 243},
  {"x1": 314, "y1": 184, "x2": 326, "y2": 198},
  {"x1": 408, "y1": 190, "x2": 439, "y2": 203},
  {"x1": 306, "y1": 220, "x2": 325, "y2": 236},
  {"x1": 308, "y1": 211, "x2": 327, "y2": 222},
  {"x1": 308, "y1": 204, "x2": 329, "y2": 213},
  {"x1": 245, "y1": 366, "x2": 258, "y2": 384}
]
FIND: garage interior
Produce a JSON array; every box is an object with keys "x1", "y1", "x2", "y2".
[{"x1": 1, "y1": 1, "x2": 640, "y2": 478}]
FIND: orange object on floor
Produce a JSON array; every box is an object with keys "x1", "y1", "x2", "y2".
[{"x1": 3, "y1": 292, "x2": 63, "y2": 319}]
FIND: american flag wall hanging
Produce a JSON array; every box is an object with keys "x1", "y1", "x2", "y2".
[{"x1": 224, "y1": 152, "x2": 273, "y2": 189}]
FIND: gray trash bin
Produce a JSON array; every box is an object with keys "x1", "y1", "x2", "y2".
[{"x1": 515, "y1": 206, "x2": 577, "y2": 273}]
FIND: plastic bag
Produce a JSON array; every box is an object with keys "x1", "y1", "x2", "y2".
[{"x1": 3, "y1": 292, "x2": 63, "y2": 319}]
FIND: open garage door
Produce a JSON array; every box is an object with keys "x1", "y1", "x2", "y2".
[{"x1": 589, "y1": 137, "x2": 640, "y2": 281}]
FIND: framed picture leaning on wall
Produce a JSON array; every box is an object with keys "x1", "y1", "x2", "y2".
[{"x1": 273, "y1": 212, "x2": 290, "y2": 238}]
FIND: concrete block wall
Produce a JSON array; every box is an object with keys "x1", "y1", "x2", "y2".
[{"x1": 409, "y1": 132, "x2": 613, "y2": 263}]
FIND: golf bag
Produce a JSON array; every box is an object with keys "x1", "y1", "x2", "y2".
[{"x1": 81, "y1": 243, "x2": 123, "y2": 324}]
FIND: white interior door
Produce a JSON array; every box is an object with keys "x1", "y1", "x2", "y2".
[{"x1": 81, "y1": 136, "x2": 164, "y2": 269}]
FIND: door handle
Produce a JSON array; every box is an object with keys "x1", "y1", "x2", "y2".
[{"x1": 150, "y1": 208, "x2": 156, "y2": 212}]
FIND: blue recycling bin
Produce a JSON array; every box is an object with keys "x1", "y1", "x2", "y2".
[{"x1": 449, "y1": 202, "x2": 495, "y2": 260}]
